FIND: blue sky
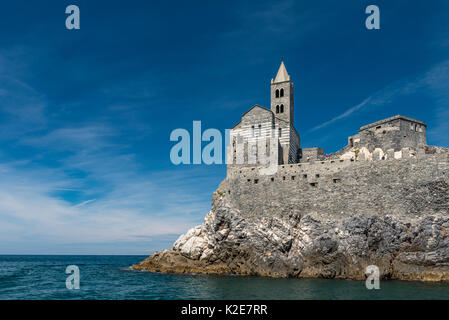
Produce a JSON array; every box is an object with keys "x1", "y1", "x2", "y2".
[{"x1": 0, "y1": 0, "x2": 448, "y2": 254}]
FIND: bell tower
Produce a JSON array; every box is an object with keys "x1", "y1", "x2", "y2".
[{"x1": 271, "y1": 61, "x2": 294, "y2": 125}]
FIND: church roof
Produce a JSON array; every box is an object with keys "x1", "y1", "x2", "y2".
[
  {"x1": 359, "y1": 115, "x2": 426, "y2": 131},
  {"x1": 241, "y1": 104, "x2": 271, "y2": 116},
  {"x1": 231, "y1": 105, "x2": 272, "y2": 129},
  {"x1": 272, "y1": 61, "x2": 290, "y2": 83}
]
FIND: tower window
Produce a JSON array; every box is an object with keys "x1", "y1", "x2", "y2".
[
  {"x1": 258, "y1": 124, "x2": 262, "y2": 136},
  {"x1": 280, "y1": 104, "x2": 284, "y2": 113},
  {"x1": 276, "y1": 105, "x2": 279, "y2": 113},
  {"x1": 279, "y1": 128, "x2": 282, "y2": 137},
  {"x1": 275, "y1": 89, "x2": 280, "y2": 98},
  {"x1": 280, "y1": 88, "x2": 284, "y2": 97},
  {"x1": 251, "y1": 125, "x2": 255, "y2": 136}
]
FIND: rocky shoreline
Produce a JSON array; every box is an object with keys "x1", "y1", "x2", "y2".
[{"x1": 133, "y1": 185, "x2": 449, "y2": 281}]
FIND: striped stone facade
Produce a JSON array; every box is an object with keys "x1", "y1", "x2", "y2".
[{"x1": 228, "y1": 62, "x2": 300, "y2": 167}]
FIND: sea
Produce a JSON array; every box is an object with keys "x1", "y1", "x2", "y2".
[{"x1": 0, "y1": 255, "x2": 448, "y2": 300}]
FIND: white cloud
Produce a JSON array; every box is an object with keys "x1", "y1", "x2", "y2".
[
  {"x1": 309, "y1": 97, "x2": 372, "y2": 132},
  {"x1": 0, "y1": 67, "x2": 219, "y2": 254},
  {"x1": 309, "y1": 59, "x2": 449, "y2": 147},
  {"x1": 423, "y1": 60, "x2": 449, "y2": 146},
  {"x1": 0, "y1": 158, "x2": 216, "y2": 253}
]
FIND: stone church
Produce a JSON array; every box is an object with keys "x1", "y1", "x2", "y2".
[
  {"x1": 227, "y1": 62, "x2": 428, "y2": 167},
  {"x1": 228, "y1": 62, "x2": 301, "y2": 166}
]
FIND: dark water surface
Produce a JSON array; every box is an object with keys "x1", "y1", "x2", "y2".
[{"x1": 0, "y1": 255, "x2": 448, "y2": 300}]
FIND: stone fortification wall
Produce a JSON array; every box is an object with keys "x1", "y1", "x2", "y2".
[
  {"x1": 135, "y1": 145, "x2": 449, "y2": 280},
  {"x1": 223, "y1": 147, "x2": 449, "y2": 220}
]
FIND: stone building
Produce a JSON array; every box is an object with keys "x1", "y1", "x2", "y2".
[
  {"x1": 227, "y1": 62, "x2": 429, "y2": 167},
  {"x1": 348, "y1": 115, "x2": 426, "y2": 151},
  {"x1": 136, "y1": 62, "x2": 449, "y2": 281},
  {"x1": 228, "y1": 62, "x2": 300, "y2": 166}
]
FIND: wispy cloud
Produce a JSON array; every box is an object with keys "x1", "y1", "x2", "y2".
[
  {"x1": 0, "y1": 155, "x2": 218, "y2": 253},
  {"x1": 0, "y1": 57, "x2": 220, "y2": 254},
  {"x1": 309, "y1": 59, "x2": 449, "y2": 146},
  {"x1": 309, "y1": 97, "x2": 372, "y2": 132},
  {"x1": 423, "y1": 60, "x2": 449, "y2": 146},
  {"x1": 73, "y1": 199, "x2": 96, "y2": 208},
  {"x1": 0, "y1": 75, "x2": 47, "y2": 136},
  {"x1": 220, "y1": 0, "x2": 332, "y2": 58}
]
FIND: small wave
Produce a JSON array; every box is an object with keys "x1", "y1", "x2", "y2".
[{"x1": 119, "y1": 266, "x2": 135, "y2": 271}]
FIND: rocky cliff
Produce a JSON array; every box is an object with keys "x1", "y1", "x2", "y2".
[{"x1": 133, "y1": 148, "x2": 449, "y2": 281}]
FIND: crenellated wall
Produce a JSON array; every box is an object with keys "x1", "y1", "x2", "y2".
[{"x1": 222, "y1": 147, "x2": 449, "y2": 220}]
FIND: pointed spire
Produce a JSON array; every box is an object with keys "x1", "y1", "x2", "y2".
[{"x1": 273, "y1": 61, "x2": 290, "y2": 83}]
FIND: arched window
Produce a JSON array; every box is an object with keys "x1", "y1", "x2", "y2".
[
  {"x1": 251, "y1": 145, "x2": 257, "y2": 156},
  {"x1": 280, "y1": 88, "x2": 284, "y2": 97},
  {"x1": 276, "y1": 105, "x2": 279, "y2": 113},
  {"x1": 258, "y1": 124, "x2": 262, "y2": 136},
  {"x1": 280, "y1": 104, "x2": 284, "y2": 113},
  {"x1": 279, "y1": 128, "x2": 282, "y2": 137},
  {"x1": 275, "y1": 89, "x2": 279, "y2": 98},
  {"x1": 251, "y1": 125, "x2": 255, "y2": 136}
]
